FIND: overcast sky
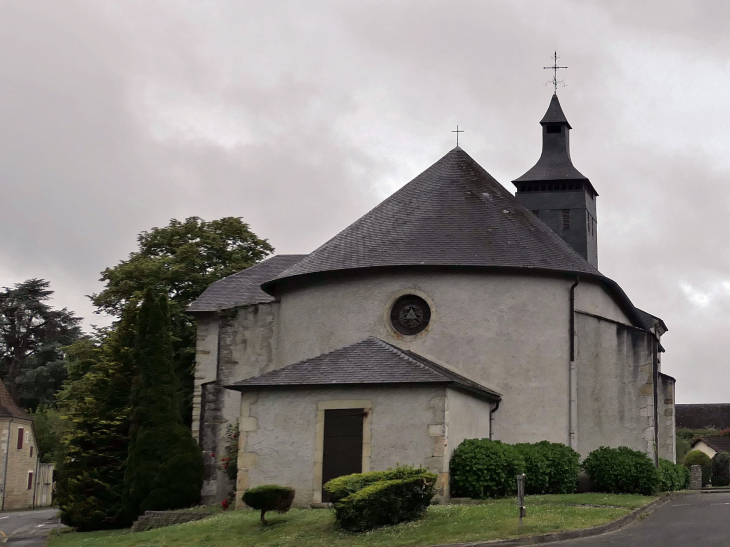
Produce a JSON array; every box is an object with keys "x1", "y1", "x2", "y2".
[{"x1": 2, "y1": 1, "x2": 729, "y2": 403}]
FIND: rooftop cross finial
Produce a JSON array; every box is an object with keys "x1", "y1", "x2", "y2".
[
  {"x1": 452, "y1": 125, "x2": 464, "y2": 146},
  {"x1": 544, "y1": 51, "x2": 568, "y2": 93}
]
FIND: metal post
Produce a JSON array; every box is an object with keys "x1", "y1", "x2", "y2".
[{"x1": 516, "y1": 474, "x2": 526, "y2": 528}]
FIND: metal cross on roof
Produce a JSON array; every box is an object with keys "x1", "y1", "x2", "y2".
[
  {"x1": 544, "y1": 51, "x2": 568, "y2": 93},
  {"x1": 452, "y1": 125, "x2": 464, "y2": 146}
]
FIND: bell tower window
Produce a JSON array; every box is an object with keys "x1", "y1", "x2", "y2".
[{"x1": 546, "y1": 124, "x2": 561, "y2": 133}]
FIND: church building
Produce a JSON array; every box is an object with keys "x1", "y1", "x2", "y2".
[{"x1": 189, "y1": 94, "x2": 676, "y2": 506}]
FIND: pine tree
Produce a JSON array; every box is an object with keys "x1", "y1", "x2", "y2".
[
  {"x1": 55, "y1": 307, "x2": 137, "y2": 530},
  {"x1": 123, "y1": 290, "x2": 203, "y2": 520}
]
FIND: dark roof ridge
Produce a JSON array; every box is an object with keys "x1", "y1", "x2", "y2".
[{"x1": 0, "y1": 380, "x2": 30, "y2": 420}]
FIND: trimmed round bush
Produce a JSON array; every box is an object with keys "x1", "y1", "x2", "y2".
[
  {"x1": 329, "y1": 472, "x2": 436, "y2": 532},
  {"x1": 515, "y1": 441, "x2": 580, "y2": 495},
  {"x1": 684, "y1": 450, "x2": 712, "y2": 467},
  {"x1": 450, "y1": 439, "x2": 525, "y2": 499},
  {"x1": 324, "y1": 466, "x2": 428, "y2": 504},
  {"x1": 582, "y1": 446, "x2": 659, "y2": 495},
  {"x1": 712, "y1": 452, "x2": 730, "y2": 487},
  {"x1": 242, "y1": 485, "x2": 295, "y2": 524}
]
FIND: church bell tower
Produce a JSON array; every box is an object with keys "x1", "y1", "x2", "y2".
[{"x1": 513, "y1": 94, "x2": 598, "y2": 268}]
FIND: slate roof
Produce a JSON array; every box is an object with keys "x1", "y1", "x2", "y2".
[
  {"x1": 693, "y1": 437, "x2": 730, "y2": 454},
  {"x1": 513, "y1": 94, "x2": 592, "y2": 187},
  {"x1": 540, "y1": 93, "x2": 572, "y2": 128},
  {"x1": 225, "y1": 337, "x2": 501, "y2": 401},
  {"x1": 263, "y1": 146, "x2": 601, "y2": 294},
  {"x1": 676, "y1": 404, "x2": 730, "y2": 430},
  {"x1": 187, "y1": 255, "x2": 306, "y2": 312},
  {"x1": 0, "y1": 380, "x2": 29, "y2": 420}
]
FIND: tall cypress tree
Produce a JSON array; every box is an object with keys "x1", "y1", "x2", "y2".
[{"x1": 123, "y1": 290, "x2": 203, "y2": 520}]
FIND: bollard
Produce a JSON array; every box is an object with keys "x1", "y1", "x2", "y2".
[{"x1": 516, "y1": 473, "x2": 526, "y2": 528}]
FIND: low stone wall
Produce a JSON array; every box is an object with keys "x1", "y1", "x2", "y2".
[{"x1": 131, "y1": 510, "x2": 213, "y2": 532}]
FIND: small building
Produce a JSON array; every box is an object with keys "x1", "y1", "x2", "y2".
[
  {"x1": 189, "y1": 93, "x2": 675, "y2": 507},
  {"x1": 0, "y1": 381, "x2": 54, "y2": 510},
  {"x1": 689, "y1": 437, "x2": 730, "y2": 459}
]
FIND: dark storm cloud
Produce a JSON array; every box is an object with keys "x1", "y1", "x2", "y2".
[{"x1": 1, "y1": 0, "x2": 728, "y2": 402}]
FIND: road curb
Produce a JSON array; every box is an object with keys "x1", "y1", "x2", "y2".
[{"x1": 428, "y1": 492, "x2": 682, "y2": 547}]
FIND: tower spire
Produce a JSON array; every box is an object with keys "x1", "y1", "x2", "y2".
[{"x1": 512, "y1": 94, "x2": 598, "y2": 268}]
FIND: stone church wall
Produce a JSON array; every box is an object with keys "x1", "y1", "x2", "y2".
[
  {"x1": 575, "y1": 313, "x2": 655, "y2": 459},
  {"x1": 237, "y1": 386, "x2": 446, "y2": 507},
  {"x1": 274, "y1": 270, "x2": 574, "y2": 447},
  {"x1": 657, "y1": 373, "x2": 676, "y2": 462},
  {"x1": 193, "y1": 302, "x2": 281, "y2": 504},
  {"x1": 445, "y1": 387, "x2": 494, "y2": 460}
]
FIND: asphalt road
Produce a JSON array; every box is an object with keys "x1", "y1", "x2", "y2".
[
  {"x1": 550, "y1": 492, "x2": 730, "y2": 546},
  {"x1": 0, "y1": 508, "x2": 59, "y2": 547}
]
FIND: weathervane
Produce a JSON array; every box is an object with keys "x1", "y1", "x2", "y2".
[
  {"x1": 544, "y1": 51, "x2": 567, "y2": 93},
  {"x1": 452, "y1": 125, "x2": 464, "y2": 146}
]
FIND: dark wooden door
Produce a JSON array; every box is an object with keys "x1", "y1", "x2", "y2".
[{"x1": 321, "y1": 408, "x2": 364, "y2": 502}]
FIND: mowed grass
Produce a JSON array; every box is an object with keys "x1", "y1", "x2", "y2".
[{"x1": 48, "y1": 494, "x2": 654, "y2": 547}]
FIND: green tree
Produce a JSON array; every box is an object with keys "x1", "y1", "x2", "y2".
[
  {"x1": 122, "y1": 290, "x2": 203, "y2": 520},
  {"x1": 55, "y1": 308, "x2": 138, "y2": 530},
  {"x1": 91, "y1": 217, "x2": 273, "y2": 424},
  {"x1": 0, "y1": 279, "x2": 82, "y2": 408}
]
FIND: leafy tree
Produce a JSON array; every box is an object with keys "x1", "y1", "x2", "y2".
[
  {"x1": 55, "y1": 308, "x2": 138, "y2": 531},
  {"x1": 122, "y1": 290, "x2": 203, "y2": 520},
  {"x1": 0, "y1": 279, "x2": 82, "y2": 408},
  {"x1": 31, "y1": 405, "x2": 71, "y2": 464},
  {"x1": 91, "y1": 217, "x2": 273, "y2": 424}
]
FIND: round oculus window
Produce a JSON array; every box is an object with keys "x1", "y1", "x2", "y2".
[{"x1": 390, "y1": 295, "x2": 431, "y2": 336}]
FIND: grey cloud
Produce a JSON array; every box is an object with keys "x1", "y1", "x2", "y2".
[{"x1": 1, "y1": 0, "x2": 728, "y2": 403}]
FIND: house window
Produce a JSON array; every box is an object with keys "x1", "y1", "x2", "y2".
[
  {"x1": 17, "y1": 427, "x2": 23, "y2": 449},
  {"x1": 562, "y1": 210, "x2": 570, "y2": 230},
  {"x1": 30, "y1": 446, "x2": 34, "y2": 458},
  {"x1": 27, "y1": 472, "x2": 33, "y2": 490}
]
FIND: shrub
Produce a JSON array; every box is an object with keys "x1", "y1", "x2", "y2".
[
  {"x1": 685, "y1": 450, "x2": 713, "y2": 486},
  {"x1": 684, "y1": 450, "x2": 712, "y2": 467},
  {"x1": 330, "y1": 474, "x2": 436, "y2": 532},
  {"x1": 678, "y1": 464, "x2": 691, "y2": 489},
  {"x1": 515, "y1": 441, "x2": 580, "y2": 495},
  {"x1": 323, "y1": 466, "x2": 429, "y2": 504},
  {"x1": 450, "y1": 439, "x2": 525, "y2": 499},
  {"x1": 712, "y1": 452, "x2": 730, "y2": 487},
  {"x1": 658, "y1": 459, "x2": 684, "y2": 492},
  {"x1": 582, "y1": 446, "x2": 659, "y2": 495},
  {"x1": 242, "y1": 485, "x2": 295, "y2": 524}
]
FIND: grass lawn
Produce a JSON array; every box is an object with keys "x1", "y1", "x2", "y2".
[{"x1": 48, "y1": 494, "x2": 655, "y2": 547}]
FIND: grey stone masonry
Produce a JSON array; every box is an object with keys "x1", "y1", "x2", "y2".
[
  {"x1": 131, "y1": 510, "x2": 213, "y2": 532},
  {"x1": 690, "y1": 465, "x2": 702, "y2": 490}
]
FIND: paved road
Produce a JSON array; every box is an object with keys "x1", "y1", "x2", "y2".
[
  {"x1": 0, "y1": 508, "x2": 59, "y2": 547},
  {"x1": 551, "y1": 492, "x2": 730, "y2": 546}
]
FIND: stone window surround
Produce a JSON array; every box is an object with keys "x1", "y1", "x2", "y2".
[
  {"x1": 312, "y1": 400, "x2": 373, "y2": 505},
  {"x1": 383, "y1": 288, "x2": 437, "y2": 342}
]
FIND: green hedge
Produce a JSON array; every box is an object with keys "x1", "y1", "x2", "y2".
[
  {"x1": 323, "y1": 466, "x2": 428, "y2": 504},
  {"x1": 329, "y1": 474, "x2": 436, "y2": 532},
  {"x1": 450, "y1": 439, "x2": 525, "y2": 499},
  {"x1": 712, "y1": 452, "x2": 730, "y2": 487},
  {"x1": 515, "y1": 441, "x2": 580, "y2": 495},
  {"x1": 658, "y1": 459, "x2": 689, "y2": 491},
  {"x1": 582, "y1": 446, "x2": 659, "y2": 495}
]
